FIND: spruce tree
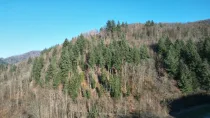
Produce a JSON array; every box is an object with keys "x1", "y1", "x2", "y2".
[
  {"x1": 177, "y1": 61, "x2": 193, "y2": 93},
  {"x1": 140, "y1": 45, "x2": 149, "y2": 59},
  {"x1": 164, "y1": 45, "x2": 179, "y2": 77},
  {"x1": 59, "y1": 47, "x2": 71, "y2": 84},
  {"x1": 45, "y1": 57, "x2": 57, "y2": 83},
  {"x1": 63, "y1": 38, "x2": 69, "y2": 48},
  {"x1": 197, "y1": 59, "x2": 210, "y2": 90}
]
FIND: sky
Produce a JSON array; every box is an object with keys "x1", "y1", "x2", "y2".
[{"x1": 0, "y1": 0, "x2": 210, "y2": 58}]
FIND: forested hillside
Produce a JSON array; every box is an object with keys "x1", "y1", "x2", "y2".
[
  {"x1": 4, "y1": 51, "x2": 40, "y2": 64},
  {"x1": 0, "y1": 20, "x2": 210, "y2": 118},
  {"x1": 0, "y1": 58, "x2": 7, "y2": 65}
]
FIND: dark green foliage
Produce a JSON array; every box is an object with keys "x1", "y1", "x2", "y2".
[
  {"x1": 32, "y1": 57, "x2": 44, "y2": 85},
  {"x1": 106, "y1": 20, "x2": 116, "y2": 33},
  {"x1": 59, "y1": 47, "x2": 71, "y2": 84},
  {"x1": 63, "y1": 38, "x2": 69, "y2": 48},
  {"x1": 157, "y1": 38, "x2": 171, "y2": 57},
  {"x1": 198, "y1": 38, "x2": 210, "y2": 62},
  {"x1": 157, "y1": 38, "x2": 210, "y2": 93},
  {"x1": 75, "y1": 34, "x2": 87, "y2": 55},
  {"x1": 203, "y1": 38, "x2": 210, "y2": 61},
  {"x1": 95, "y1": 48, "x2": 105, "y2": 67},
  {"x1": 177, "y1": 61, "x2": 193, "y2": 93},
  {"x1": 68, "y1": 73, "x2": 84, "y2": 100},
  {"x1": 105, "y1": 20, "x2": 128, "y2": 37},
  {"x1": 69, "y1": 48, "x2": 77, "y2": 72},
  {"x1": 103, "y1": 47, "x2": 112, "y2": 70},
  {"x1": 98, "y1": 70, "x2": 109, "y2": 89},
  {"x1": 87, "y1": 50, "x2": 96, "y2": 68},
  {"x1": 86, "y1": 39, "x2": 147, "y2": 72},
  {"x1": 145, "y1": 20, "x2": 155, "y2": 27},
  {"x1": 110, "y1": 75, "x2": 121, "y2": 98},
  {"x1": 164, "y1": 45, "x2": 180, "y2": 76},
  {"x1": 140, "y1": 45, "x2": 149, "y2": 59},
  {"x1": 79, "y1": 55, "x2": 85, "y2": 71},
  {"x1": 182, "y1": 39, "x2": 202, "y2": 71},
  {"x1": 197, "y1": 60, "x2": 210, "y2": 90},
  {"x1": 72, "y1": 42, "x2": 80, "y2": 58},
  {"x1": 86, "y1": 90, "x2": 91, "y2": 99},
  {"x1": 45, "y1": 57, "x2": 57, "y2": 83}
]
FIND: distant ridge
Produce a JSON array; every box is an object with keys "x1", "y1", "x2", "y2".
[
  {"x1": 0, "y1": 58, "x2": 7, "y2": 65},
  {"x1": 4, "y1": 51, "x2": 40, "y2": 64},
  {"x1": 194, "y1": 19, "x2": 210, "y2": 24}
]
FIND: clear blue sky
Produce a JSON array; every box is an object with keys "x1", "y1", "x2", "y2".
[{"x1": 1, "y1": 0, "x2": 210, "y2": 58}]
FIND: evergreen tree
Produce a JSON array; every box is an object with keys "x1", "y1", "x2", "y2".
[
  {"x1": 69, "y1": 48, "x2": 77, "y2": 72},
  {"x1": 104, "y1": 47, "x2": 112, "y2": 70},
  {"x1": 76, "y1": 34, "x2": 87, "y2": 55},
  {"x1": 111, "y1": 47, "x2": 122, "y2": 70},
  {"x1": 203, "y1": 38, "x2": 210, "y2": 62},
  {"x1": 177, "y1": 61, "x2": 193, "y2": 93},
  {"x1": 182, "y1": 39, "x2": 202, "y2": 71},
  {"x1": 197, "y1": 59, "x2": 210, "y2": 90},
  {"x1": 140, "y1": 45, "x2": 149, "y2": 59},
  {"x1": 59, "y1": 47, "x2": 71, "y2": 84},
  {"x1": 116, "y1": 21, "x2": 121, "y2": 37},
  {"x1": 110, "y1": 75, "x2": 121, "y2": 98},
  {"x1": 63, "y1": 38, "x2": 69, "y2": 48},
  {"x1": 88, "y1": 49, "x2": 96, "y2": 68},
  {"x1": 164, "y1": 45, "x2": 179, "y2": 76},
  {"x1": 126, "y1": 47, "x2": 134, "y2": 63},
  {"x1": 73, "y1": 43, "x2": 80, "y2": 58},
  {"x1": 45, "y1": 57, "x2": 57, "y2": 83},
  {"x1": 68, "y1": 73, "x2": 83, "y2": 100},
  {"x1": 157, "y1": 38, "x2": 167, "y2": 56},
  {"x1": 106, "y1": 20, "x2": 112, "y2": 32},
  {"x1": 32, "y1": 57, "x2": 44, "y2": 85}
]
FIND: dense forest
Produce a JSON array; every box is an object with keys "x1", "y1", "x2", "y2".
[
  {"x1": 0, "y1": 20, "x2": 210, "y2": 118},
  {"x1": 157, "y1": 37, "x2": 210, "y2": 93}
]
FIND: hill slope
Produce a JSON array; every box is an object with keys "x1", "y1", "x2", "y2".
[
  {"x1": 0, "y1": 19, "x2": 210, "y2": 118},
  {"x1": 0, "y1": 58, "x2": 7, "y2": 65},
  {"x1": 3, "y1": 51, "x2": 40, "y2": 64}
]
